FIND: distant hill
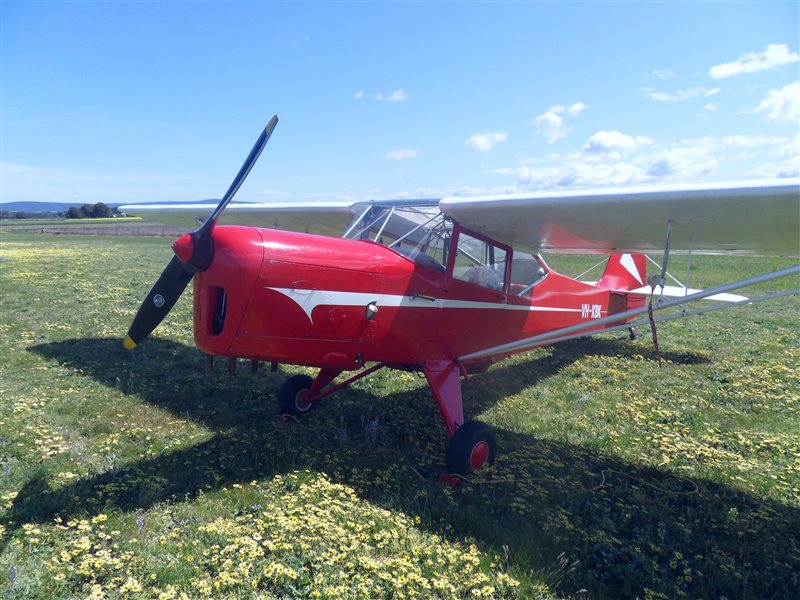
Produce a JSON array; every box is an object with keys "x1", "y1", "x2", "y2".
[
  {"x1": 2, "y1": 200, "x2": 222, "y2": 213},
  {"x1": 1, "y1": 202, "x2": 113, "y2": 213}
]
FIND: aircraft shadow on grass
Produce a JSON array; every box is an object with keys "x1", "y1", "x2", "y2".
[{"x1": 6, "y1": 336, "x2": 798, "y2": 597}]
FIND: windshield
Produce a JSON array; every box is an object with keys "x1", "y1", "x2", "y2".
[
  {"x1": 343, "y1": 203, "x2": 451, "y2": 271},
  {"x1": 343, "y1": 203, "x2": 548, "y2": 292}
]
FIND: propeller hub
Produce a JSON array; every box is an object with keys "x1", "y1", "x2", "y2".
[{"x1": 172, "y1": 234, "x2": 195, "y2": 263}]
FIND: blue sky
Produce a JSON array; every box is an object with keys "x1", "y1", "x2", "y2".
[{"x1": 2, "y1": 1, "x2": 798, "y2": 205}]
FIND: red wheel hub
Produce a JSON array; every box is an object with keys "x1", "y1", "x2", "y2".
[{"x1": 469, "y1": 441, "x2": 490, "y2": 470}]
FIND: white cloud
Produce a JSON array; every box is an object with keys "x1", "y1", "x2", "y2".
[
  {"x1": 778, "y1": 132, "x2": 800, "y2": 158},
  {"x1": 746, "y1": 160, "x2": 800, "y2": 179},
  {"x1": 385, "y1": 149, "x2": 418, "y2": 160},
  {"x1": 709, "y1": 44, "x2": 800, "y2": 79},
  {"x1": 498, "y1": 160, "x2": 650, "y2": 189},
  {"x1": 745, "y1": 133, "x2": 800, "y2": 178},
  {"x1": 533, "y1": 111, "x2": 567, "y2": 143},
  {"x1": 259, "y1": 134, "x2": 795, "y2": 200},
  {"x1": 639, "y1": 135, "x2": 791, "y2": 180},
  {"x1": 286, "y1": 183, "x2": 518, "y2": 203},
  {"x1": 465, "y1": 131, "x2": 508, "y2": 152},
  {"x1": 562, "y1": 102, "x2": 587, "y2": 117},
  {"x1": 532, "y1": 102, "x2": 587, "y2": 143},
  {"x1": 492, "y1": 134, "x2": 794, "y2": 191},
  {"x1": 645, "y1": 146, "x2": 718, "y2": 179},
  {"x1": 641, "y1": 87, "x2": 721, "y2": 102},
  {"x1": 705, "y1": 102, "x2": 719, "y2": 112},
  {"x1": 720, "y1": 134, "x2": 792, "y2": 148},
  {"x1": 753, "y1": 81, "x2": 800, "y2": 124},
  {"x1": 355, "y1": 89, "x2": 409, "y2": 102},
  {"x1": 377, "y1": 89, "x2": 409, "y2": 102},
  {"x1": 582, "y1": 131, "x2": 653, "y2": 155},
  {"x1": 653, "y1": 68, "x2": 675, "y2": 80}
]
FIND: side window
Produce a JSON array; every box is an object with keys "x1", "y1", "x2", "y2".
[
  {"x1": 509, "y1": 253, "x2": 548, "y2": 296},
  {"x1": 452, "y1": 230, "x2": 508, "y2": 292}
]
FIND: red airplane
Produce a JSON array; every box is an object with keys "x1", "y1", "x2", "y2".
[{"x1": 122, "y1": 116, "x2": 800, "y2": 479}]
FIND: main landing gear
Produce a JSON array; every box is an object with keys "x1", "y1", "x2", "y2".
[
  {"x1": 445, "y1": 420, "x2": 496, "y2": 476},
  {"x1": 277, "y1": 374, "x2": 315, "y2": 415},
  {"x1": 275, "y1": 359, "x2": 497, "y2": 482},
  {"x1": 420, "y1": 359, "x2": 497, "y2": 480}
]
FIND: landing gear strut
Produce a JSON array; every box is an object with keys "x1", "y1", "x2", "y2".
[{"x1": 277, "y1": 360, "x2": 498, "y2": 482}]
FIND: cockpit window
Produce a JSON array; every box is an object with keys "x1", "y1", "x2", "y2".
[
  {"x1": 509, "y1": 253, "x2": 548, "y2": 296},
  {"x1": 342, "y1": 204, "x2": 519, "y2": 289},
  {"x1": 451, "y1": 229, "x2": 508, "y2": 292}
]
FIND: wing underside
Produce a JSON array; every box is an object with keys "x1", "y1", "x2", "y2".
[
  {"x1": 440, "y1": 179, "x2": 800, "y2": 255},
  {"x1": 119, "y1": 201, "x2": 360, "y2": 237}
]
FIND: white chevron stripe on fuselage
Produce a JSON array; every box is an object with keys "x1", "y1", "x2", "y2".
[{"x1": 266, "y1": 287, "x2": 589, "y2": 322}]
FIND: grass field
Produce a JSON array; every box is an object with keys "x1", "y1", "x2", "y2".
[
  {"x1": 0, "y1": 231, "x2": 798, "y2": 599},
  {"x1": 0, "y1": 218, "x2": 180, "y2": 239}
]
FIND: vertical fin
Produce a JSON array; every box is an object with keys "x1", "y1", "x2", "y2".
[{"x1": 597, "y1": 253, "x2": 647, "y2": 291}]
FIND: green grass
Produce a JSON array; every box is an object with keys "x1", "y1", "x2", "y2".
[{"x1": 0, "y1": 231, "x2": 798, "y2": 599}]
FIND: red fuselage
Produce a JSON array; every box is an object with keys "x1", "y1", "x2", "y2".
[{"x1": 192, "y1": 225, "x2": 643, "y2": 371}]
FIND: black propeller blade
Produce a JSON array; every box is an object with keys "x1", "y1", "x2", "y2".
[
  {"x1": 192, "y1": 115, "x2": 280, "y2": 264},
  {"x1": 123, "y1": 256, "x2": 195, "y2": 349},
  {"x1": 124, "y1": 115, "x2": 279, "y2": 350}
]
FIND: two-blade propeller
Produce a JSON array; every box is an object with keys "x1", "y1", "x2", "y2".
[{"x1": 123, "y1": 115, "x2": 279, "y2": 350}]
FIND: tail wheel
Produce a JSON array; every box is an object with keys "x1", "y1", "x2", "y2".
[
  {"x1": 445, "y1": 420, "x2": 497, "y2": 476},
  {"x1": 278, "y1": 374, "x2": 315, "y2": 416}
]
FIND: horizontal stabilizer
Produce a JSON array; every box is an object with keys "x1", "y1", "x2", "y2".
[{"x1": 624, "y1": 285, "x2": 748, "y2": 303}]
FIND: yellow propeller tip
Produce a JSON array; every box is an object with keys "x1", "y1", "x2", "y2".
[{"x1": 123, "y1": 336, "x2": 137, "y2": 350}]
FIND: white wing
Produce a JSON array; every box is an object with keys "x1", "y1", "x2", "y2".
[
  {"x1": 119, "y1": 201, "x2": 360, "y2": 237},
  {"x1": 439, "y1": 179, "x2": 800, "y2": 255},
  {"x1": 119, "y1": 198, "x2": 443, "y2": 240}
]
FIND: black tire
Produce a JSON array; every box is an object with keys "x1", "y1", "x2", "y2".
[
  {"x1": 278, "y1": 374, "x2": 315, "y2": 416},
  {"x1": 445, "y1": 420, "x2": 497, "y2": 476}
]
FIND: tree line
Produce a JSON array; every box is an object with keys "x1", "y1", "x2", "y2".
[
  {"x1": 1, "y1": 202, "x2": 123, "y2": 220},
  {"x1": 65, "y1": 203, "x2": 122, "y2": 219}
]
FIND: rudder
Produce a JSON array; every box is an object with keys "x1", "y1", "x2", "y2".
[{"x1": 597, "y1": 253, "x2": 647, "y2": 291}]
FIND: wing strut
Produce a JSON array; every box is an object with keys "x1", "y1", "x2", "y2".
[
  {"x1": 540, "y1": 287, "x2": 799, "y2": 348},
  {"x1": 343, "y1": 204, "x2": 373, "y2": 238},
  {"x1": 647, "y1": 219, "x2": 673, "y2": 366},
  {"x1": 458, "y1": 264, "x2": 800, "y2": 363},
  {"x1": 387, "y1": 213, "x2": 441, "y2": 249}
]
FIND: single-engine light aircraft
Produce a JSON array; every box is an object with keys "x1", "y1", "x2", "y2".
[{"x1": 122, "y1": 116, "x2": 800, "y2": 479}]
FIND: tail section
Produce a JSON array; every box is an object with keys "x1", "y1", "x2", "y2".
[
  {"x1": 597, "y1": 253, "x2": 647, "y2": 291},
  {"x1": 596, "y1": 253, "x2": 648, "y2": 326},
  {"x1": 597, "y1": 253, "x2": 748, "y2": 302}
]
